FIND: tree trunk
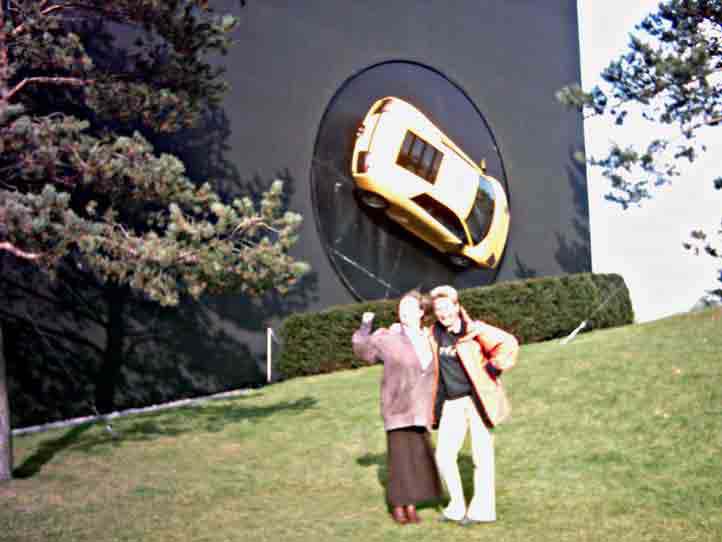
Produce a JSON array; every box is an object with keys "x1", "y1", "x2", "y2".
[
  {"x1": 1, "y1": 5, "x2": 13, "y2": 481},
  {"x1": 94, "y1": 285, "x2": 127, "y2": 414},
  {"x1": 1, "y1": 4, "x2": 9, "y2": 104},
  {"x1": 0, "y1": 322, "x2": 13, "y2": 482}
]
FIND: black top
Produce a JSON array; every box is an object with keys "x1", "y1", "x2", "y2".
[{"x1": 434, "y1": 320, "x2": 472, "y2": 399}]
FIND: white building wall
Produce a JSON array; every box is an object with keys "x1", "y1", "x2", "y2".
[{"x1": 577, "y1": 0, "x2": 721, "y2": 322}]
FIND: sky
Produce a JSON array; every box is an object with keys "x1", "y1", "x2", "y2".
[{"x1": 577, "y1": 0, "x2": 721, "y2": 322}]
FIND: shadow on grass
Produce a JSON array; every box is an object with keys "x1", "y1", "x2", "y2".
[
  {"x1": 186, "y1": 395, "x2": 319, "y2": 434},
  {"x1": 14, "y1": 423, "x2": 94, "y2": 479},
  {"x1": 357, "y1": 451, "x2": 445, "y2": 512},
  {"x1": 15, "y1": 396, "x2": 318, "y2": 477},
  {"x1": 357, "y1": 452, "x2": 389, "y2": 487}
]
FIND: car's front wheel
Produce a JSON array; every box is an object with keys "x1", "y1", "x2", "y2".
[
  {"x1": 357, "y1": 190, "x2": 389, "y2": 210},
  {"x1": 448, "y1": 254, "x2": 473, "y2": 268}
]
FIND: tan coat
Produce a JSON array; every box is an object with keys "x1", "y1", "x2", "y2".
[{"x1": 428, "y1": 320, "x2": 519, "y2": 428}]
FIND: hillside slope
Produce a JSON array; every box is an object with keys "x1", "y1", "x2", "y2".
[{"x1": 2, "y1": 308, "x2": 720, "y2": 542}]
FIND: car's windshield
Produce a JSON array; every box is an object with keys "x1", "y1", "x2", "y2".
[
  {"x1": 411, "y1": 193, "x2": 467, "y2": 242},
  {"x1": 466, "y1": 176, "x2": 496, "y2": 245}
]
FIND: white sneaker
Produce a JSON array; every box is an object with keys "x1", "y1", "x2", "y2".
[
  {"x1": 464, "y1": 515, "x2": 496, "y2": 524},
  {"x1": 441, "y1": 502, "x2": 466, "y2": 522},
  {"x1": 465, "y1": 511, "x2": 496, "y2": 523},
  {"x1": 467, "y1": 497, "x2": 495, "y2": 522}
]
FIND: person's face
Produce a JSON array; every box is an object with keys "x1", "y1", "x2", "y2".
[
  {"x1": 433, "y1": 297, "x2": 460, "y2": 329},
  {"x1": 398, "y1": 296, "x2": 423, "y2": 327}
]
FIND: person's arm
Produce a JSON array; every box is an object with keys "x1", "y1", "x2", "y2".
[
  {"x1": 352, "y1": 312, "x2": 382, "y2": 363},
  {"x1": 477, "y1": 322, "x2": 519, "y2": 371},
  {"x1": 458, "y1": 306, "x2": 518, "y2": 371}
]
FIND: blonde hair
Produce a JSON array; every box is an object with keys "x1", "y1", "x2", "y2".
[{"x1": 429, "y1": 285, "x2": 459, "y2": 304}]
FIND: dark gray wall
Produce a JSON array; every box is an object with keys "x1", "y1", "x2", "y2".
[
  {"x1": 217, "y1": 0, "x2": 589, "y2": 310},
  {"x1": 7, "y1": 0, "x2": 589, "y2": 426}
]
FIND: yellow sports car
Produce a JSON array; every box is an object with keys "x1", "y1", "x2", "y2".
[{"x1": 350, "y1": 96, "x2": 510, "y2": 268}]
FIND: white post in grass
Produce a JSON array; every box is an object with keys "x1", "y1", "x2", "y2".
[
  {"x1": 266, "y1": 327, "x2": 272, "y2": 383},
  {"x1": 561, "y1": 320, "x2": 587, "y2": 345}
]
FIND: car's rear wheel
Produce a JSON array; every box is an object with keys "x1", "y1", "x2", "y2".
[
  {"x1": 448, "y1": 254, "x2": 473, "y2": 268},
  {"x1": 358, "y1": 190, "x2": 389, "y2": 210}
]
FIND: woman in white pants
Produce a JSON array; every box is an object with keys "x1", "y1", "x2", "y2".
[{"x1": 427, "y1": 285, "x2": 518, "y2": 524}]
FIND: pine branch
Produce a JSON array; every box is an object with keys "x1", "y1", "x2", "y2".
[
  {"x1": 11, "y1": 4, "x2": 66, "y2": 37},
  {"x1": 0, "y1": 242, "x2": 42, "y2": 261},
  {"x1": 231, "y1": 216, "x2": 277, "y2": 237},
  {"x1": 11, "y1": 2, "x2": 134, "y2": 37},
  {"x1": 5, "y1": 76, "x2": 92, "y2": 102}
]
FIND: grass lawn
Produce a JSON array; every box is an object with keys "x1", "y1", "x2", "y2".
[{"x1": 2, "y1": 308, "x2": 721, "y2": 542}]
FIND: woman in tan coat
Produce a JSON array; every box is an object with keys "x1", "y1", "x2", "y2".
[
  {"x1": 427, "y1": 285, "x2": 518, "y2": 524},
  {"x1": 352, "y1": 291, "x2": 442, "y2": 525}
]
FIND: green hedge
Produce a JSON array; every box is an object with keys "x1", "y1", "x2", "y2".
[{"x1": 279, "y1": 273, "x2": 633, "y2": 379}]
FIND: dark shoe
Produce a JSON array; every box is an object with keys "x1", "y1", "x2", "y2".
[
  {"x1": 391, "y1": 506, "x2": 408, "y2": 525},
  {"x1": 404, "y1": 505, "x2": 421, "y2": 523}
]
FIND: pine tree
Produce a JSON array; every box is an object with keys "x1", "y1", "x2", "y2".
[
  {"x1": 558, "y1": 0, "x2": 721, "y2": 283},
  {"x1": 0, "y1": 0, "x2": 309, "y2": 481}
]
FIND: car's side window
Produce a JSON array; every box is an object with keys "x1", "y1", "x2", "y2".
[
  {"x1": 397, "y1": 131, "x2": 443, "y2": 183},
  {"x1": 411, "y1": 193, "x2": 467, "y2": 243}
]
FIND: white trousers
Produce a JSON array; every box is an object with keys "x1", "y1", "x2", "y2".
[{"x1": 435, "y1": 396, "x2": 496, "y2": 521}]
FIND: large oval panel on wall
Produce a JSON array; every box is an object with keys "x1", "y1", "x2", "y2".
[{"x1": 311, "y1": 61, "x2": 511, "y2": 301}]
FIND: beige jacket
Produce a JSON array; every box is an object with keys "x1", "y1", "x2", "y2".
[{"x1": 428, "y1": 319, "x2": 519, "y2": 428}]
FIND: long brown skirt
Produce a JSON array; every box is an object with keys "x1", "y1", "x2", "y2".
[{"x1": 386, "y1": 426, "x2": 442, "y2": 507}]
